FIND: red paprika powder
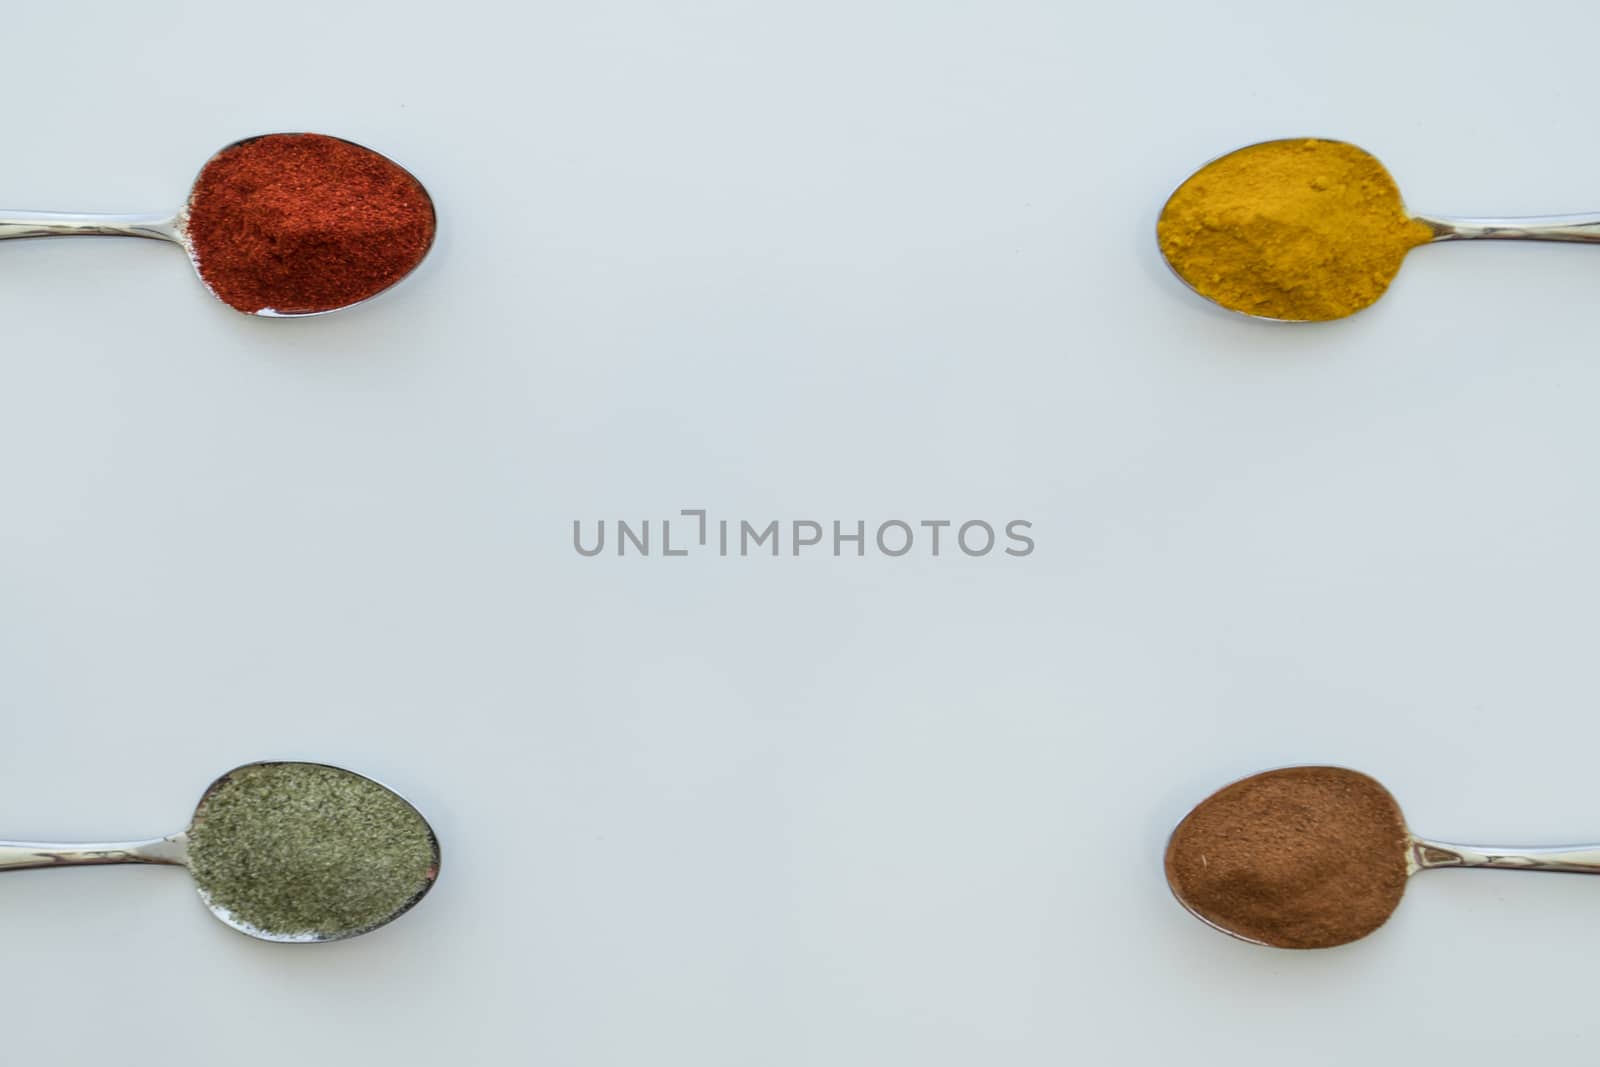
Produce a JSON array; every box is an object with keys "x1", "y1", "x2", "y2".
[{"x1": 184, "y1": 133, "x2": 435, "y2": 315}]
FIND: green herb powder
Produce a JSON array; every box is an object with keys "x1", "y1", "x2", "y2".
[{"x1": 186, "y1": 762, "x2": 438, "y2": 940}]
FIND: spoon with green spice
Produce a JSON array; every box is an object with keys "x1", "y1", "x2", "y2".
[{"x1": 0, "y1": 761, "x2": 440, "y2": 943}]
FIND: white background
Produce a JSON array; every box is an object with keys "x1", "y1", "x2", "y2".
[{"x1": 3, "y1": 0, "x2": 1598, "y2": 1062}]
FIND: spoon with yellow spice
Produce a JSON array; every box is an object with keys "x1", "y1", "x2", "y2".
[{"x1": 1158, "y1": 137, "x2": 1600, "y2": 321}]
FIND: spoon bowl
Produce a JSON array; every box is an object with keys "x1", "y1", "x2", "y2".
[
  {"x1": 0, "y1": 132, "x2": 436, "y2": 317},
  {"x1": 1156, "y1": 138, "x2": 1431, "y2": 323},
  {"x1": 0, "y1": 760, "x2": 441, "y2": 944}
]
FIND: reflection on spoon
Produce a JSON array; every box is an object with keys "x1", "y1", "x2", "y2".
[
  {"x1": 0, "y1": 761, "x2": 440, "y2": 943},
  {"x1": 1167, "y1": 765, "x2": 1600, "y2": 949},
  {"x1": 1159, "y1": 137, "x2": 1600, "y2": 322},
  {"x1": 0, "y1": 133, "x2": 435, "y2": 317}
]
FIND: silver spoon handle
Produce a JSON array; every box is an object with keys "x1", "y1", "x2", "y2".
[
  {"x1": 1412, "y1": 837, "x2": 1600, "y2": 873},
  {"x1": 1417, "y1": 213, "x2": 1600, "y2": 243},
  {"x1": 0, "y1": 211, "x2": 179, "y2": 243},
  {"x1": 0, "y1": 836, "x2": 185, "y2": 872}
]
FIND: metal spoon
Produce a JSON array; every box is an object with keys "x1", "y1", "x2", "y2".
[
  {"x1": 1159, "y1": 137, "x2": 1600, "y2": 322},
  {"x1": 1166, "y1": 765, "x2": 1600, "y2": 948},
  {"x1": 0, "y1": 133, "x2": 435, "y2": 317},
  {"x1": 0, "y1": 761, "x2": 441, "y2": 943}
]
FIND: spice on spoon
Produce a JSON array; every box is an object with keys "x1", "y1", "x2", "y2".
[
  {"x1": 186, "y1": 762, "x2": 438, "y2": 940},
  {"x1": 1158, "y1": 138, "x2": 1435, "y2": 321},
  {"x1": 1164, "y1": 766, "x2": 1409, "y2": 949},
  {"x1": 184, "y1": 133, "x2": 436, "y2": 315}
]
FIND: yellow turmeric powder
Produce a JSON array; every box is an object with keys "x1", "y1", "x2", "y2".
[{"x1": 1157, "y1": 139, "x2": 1435, "y2": 321}]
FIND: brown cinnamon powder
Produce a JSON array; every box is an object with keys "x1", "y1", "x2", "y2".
[{"x1": 1164, "y1": 766, "x2": 1410, "y2": 949}]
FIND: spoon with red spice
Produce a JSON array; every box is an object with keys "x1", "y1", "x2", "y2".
[
  {"x1": 0, "y1": 133, "x2": 435, "y2": 316},
  {"x1": 1165, "y1": 766, "x2": 1600, "y2": 949}
]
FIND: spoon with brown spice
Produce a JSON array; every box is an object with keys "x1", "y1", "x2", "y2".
[
  {"x1": 0, "y1": 133, "x2": 435, "y2": 316},
  {"x1": 1165, "y1": 765, "x2": 1600, "y2": 949},
  {"x1": 1158, "y1": 137, "x2": 1600, "y2": 322},
  {"x1": 0, "y1": 761, "x2": 441, "y2": 943}
]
